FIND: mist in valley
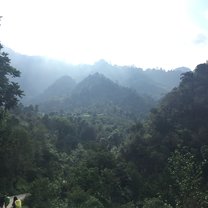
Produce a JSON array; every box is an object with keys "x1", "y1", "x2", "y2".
[{"x1": 0, "y1": 1, "x2": 208, "y2": 207}]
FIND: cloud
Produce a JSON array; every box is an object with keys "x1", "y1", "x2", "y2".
[
  {"x1": 0, "y1": 0, "x2": 207, "y2": 70},
  {"x1": 194, "y1": 33, "x2": 208, "y2": 44}
]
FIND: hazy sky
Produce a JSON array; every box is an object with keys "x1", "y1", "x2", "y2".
[{"x1": 0, "y1": 0, "x2": 208, "y2": 69}]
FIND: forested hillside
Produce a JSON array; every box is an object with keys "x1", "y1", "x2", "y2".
[
  {"x1": 5, "y1": 48, "x2": 190, "y2": 103},
  {"x1": 34, "y1": 73, "x2": 154, "y2": 120},
  {"x1": 1, "y1": 44, "x2": 208, "y2": 208},
  {"x1": 33, "y1": 75, "x2": 76, "y2": 104}
]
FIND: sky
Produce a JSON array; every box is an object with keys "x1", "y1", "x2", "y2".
[{"x1": 0, "y1": 0, "x2": 208, "y2": 70}]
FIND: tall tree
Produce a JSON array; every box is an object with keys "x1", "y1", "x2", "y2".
[{"x1": 0, "y1": 43, "x2": 23, "y2": 110}]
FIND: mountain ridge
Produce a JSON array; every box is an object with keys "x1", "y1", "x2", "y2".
[
  {"x1": 5, "y1": 47, "x2": 191, "y2": 102},
  {"x1": 37, "y1": 73, "x2": 155, "y2": 119}
]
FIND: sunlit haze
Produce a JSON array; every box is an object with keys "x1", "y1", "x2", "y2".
[{"x1": 0, "y1": 0, "x2": 208, "y2": 69}]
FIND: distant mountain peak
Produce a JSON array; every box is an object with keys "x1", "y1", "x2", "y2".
[
  {"x1": 94, "y1": 59, "x2": 110, "y2": 66},
  {"x1": 73, "y1": 73, "x2": 118, "y2": 94},
  {"x1": 52, "y1": 75, "x2": 76, "y2": 85},
  {"x1": 33, "y1": 75, "x2": 76, "y2": 104},
  {"x1": 87, "y1": 72, "x2": 110, "y2": 81},
  {"x1": 173, "y1": 67, "x2": 191, "y2": 72}
]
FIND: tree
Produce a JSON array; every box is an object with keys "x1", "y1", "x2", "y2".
[
  {"x1": 0, "y1": 43, "x2": 23, "y2": 110},
  {"x1": 168, "y1": 148, "x2": 208, "y2": 208},
  {"x1": 143, "y1": 197, "x2": 172, "y2": 208}
]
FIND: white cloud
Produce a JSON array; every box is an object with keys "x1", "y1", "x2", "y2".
[{"x1": 0, "y1": 0, "x2": 207, "y2": 69}]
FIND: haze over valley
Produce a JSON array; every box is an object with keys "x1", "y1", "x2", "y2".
[
  {"x1": 7, "y1": 48, "x2": 190, "y2": 112},
  {"x1": 1, "y1": 0, "x2": 208, "y2": 207}
]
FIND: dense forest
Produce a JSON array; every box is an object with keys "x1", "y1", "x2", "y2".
[{"x1": 1, "y1": 43, "x2": 208, "y2": 208}]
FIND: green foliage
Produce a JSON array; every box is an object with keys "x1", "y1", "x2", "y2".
[
  {"x1": 1, "y1": 61, "x2": 208, "y2": 208},
  {"x1": 120, "y1": 63, "x2": 208, "y2": 207},
  {"x1": 168, "y1": 149, "x2": 201, "y2": 195},
  {"x1": 119, "y1": 201, "x2": 135, "y2": 208},
  {"x1": 27, "y1": 178, "x2": 61, "y2": 208},
  {"x1": 67, "y1": 187, "x2": 104, "y2": 208},
  {"x1": 168, "y1": 148, "x2": 208, "y2": 208},
  {"x1": 143, "y1": 198, "x2": 172, "y2": 208},
  {"x1": 81, "y1": 196, "x2": 104, "y2": 208},
  {"x1": 0, "y1": 43, "x2": 23, "y2": 110},
  {"x1": 0, "y1": 114, "x2": 33, "y2": 193}
]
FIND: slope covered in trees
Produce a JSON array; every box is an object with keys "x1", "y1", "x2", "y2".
[
  {"x1": 33, "y1": 75, "x2": 76, "y2": 104},
  {"x1": 0, "y1": 45, "x2": 23, "y2": 110},
  {"x1": 1, "y1": 43, "x2": 208, "y2": 207},
  {"x1": 36, "y1": 73, "x2": 154, "y2": 120},
  {"x1": 121, "y1": 63, "x2": 208, "y2": 207}
]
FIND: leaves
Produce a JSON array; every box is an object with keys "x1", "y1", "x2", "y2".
[{"x1": 0, "y1": 43, "x2": 23, "y2": 110}]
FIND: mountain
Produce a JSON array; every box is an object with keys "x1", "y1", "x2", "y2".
[
  {"x1": 152, "y1": 63, "x2": 208, "y2": 137},
  {"x1": 38, "y1": 73, "x2": 155, "y2": 118},
  {"x1": 90, "y1": 60, "x2": 167, "y2": 98},
  {"x1": 5, "y1": 48, "x2": 77, "y2": 102},
  {"x1": 145, "y1": 67, "x2": 190, "y2": 91},
  {"x1": 120, "y1": 63, "x2": 208, "y2": 207},
  {"x1": 5, "y1": 48, "x2": 190, "y2": 102},
  {"x1": 33, "y1": 75, "x2": 76, "y2": 104},
  {"x1": 83, "y1": 60, "x2": 191, "y2": 98}
]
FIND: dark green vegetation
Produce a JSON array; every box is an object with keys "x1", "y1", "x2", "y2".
[
  {"x1": 0, "y1": 45, "x2": 23, "y2": 110},
  {"x1": 1, "y1": 43, "x2": 208, "y2": 208}
]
